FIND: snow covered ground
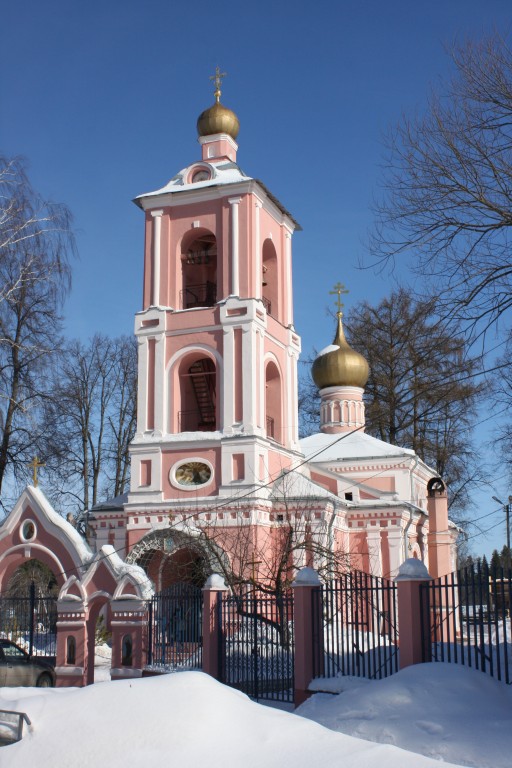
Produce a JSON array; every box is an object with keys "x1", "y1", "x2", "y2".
[
  {"x1": 300, "y1": 663, "x2": 512, "y2": 768},
  {"x1": 0, "y1": 662, "x2": 509, "y2": 767}
]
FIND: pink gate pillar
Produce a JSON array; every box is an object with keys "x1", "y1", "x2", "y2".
[
  {"x1": 292, "y1": 567, "x2": 322, "y2": 707},
  {"x1": 202, "y1": 574, "x2": 228, "y2": 680},
  {"x1": 110, "y1": 597, "x2": 147, "y2": 681},
  {"x1": 55, "y1": 601, "x2": 87, "y2": 687},
  {"x1": 395, "y1": 559, "x2": 432, "y2": 669}
]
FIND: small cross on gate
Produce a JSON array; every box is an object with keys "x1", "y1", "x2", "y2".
[
  {"x1": 29, "y1": 456, "x2": 45, "y2": 487},
  {"x1": 329, "y1": 282, "x2": 349, "y2": 315}
]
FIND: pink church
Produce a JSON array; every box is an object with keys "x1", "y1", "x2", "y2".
[{"x1": 80, "y1": 75, "x2": 457, "y2": 588}]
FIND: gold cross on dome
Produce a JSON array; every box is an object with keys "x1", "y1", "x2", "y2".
[
  {"x1": 329, "y1": 282, "x2": 349, "y2": 316},
  {"x1": 210, "y1": 66, "x2": 227, "y2": 102},
  {"x1": 29, "y1": 456, "x2": 45, "y2": 487}
]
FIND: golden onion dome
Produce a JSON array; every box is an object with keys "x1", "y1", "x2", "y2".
[
  {"x1": 197, "y1": 100, "x2": 240, "y2": 140},
  {"x1": 312, "y1": 314, "x2": 369, "y2": 389}
]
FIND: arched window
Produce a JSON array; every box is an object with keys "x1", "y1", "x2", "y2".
[
  {"x1": 122, "y1": 634, "x2": 133, "y2": 666},
  {"x1": 178, "y1": 355, "x2": 217, "y2": 432},
  {"x1": 262, "y1": 239, "x2": 279, "y2": 319},
  {"x1": 265, "y1": 360, "x2": 282, "y2": 444},
  {"x1": 180, "y1": 232, "x2": 217, "y2": 309},
  {"x1": 66, "y1": 635, "x2": 76, "y2": 665}
]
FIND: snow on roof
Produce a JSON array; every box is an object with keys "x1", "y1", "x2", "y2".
[
  {"x1": 29, "y1": 486, "x2": 93, "y2": 565},
  {"x1": 316, "y1": 343, "x2": 339, "y2": 357},
  {"x1": 134, "y1": 161, "x2": 301, "y2": 229},
  {"x1": 271, "y1": 469, "x2": 339, "y2": 502},
  {"x1": 135, "y1": 160, "x2": 251, "y2": 201},
  {"x1": 90, "y1": 493, "x2": 128, "y2": 512},
  {"x1": 95, "y1": 545, "x2": 153, "y2": 599},
  {"x1": 300, "y1": 430, "x2": 416, "y2": 464}
]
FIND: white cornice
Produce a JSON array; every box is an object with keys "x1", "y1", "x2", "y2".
[{"x1": 136, "y1": 180, "x2": 298, "y2": 232}]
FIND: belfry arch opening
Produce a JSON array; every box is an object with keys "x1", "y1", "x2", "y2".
[
  {"x1": 177, "y1": 353, "x2": 217, "y2": 432},
  {"x1": 265, "y1": 360, "x2": 283, "y2": 444},
  {"x1": 180, "y1": 230, "x2": 217, "y2": 309},
  {"x1": 262, "y1": 239, "x2": 279, "y2": 319}
]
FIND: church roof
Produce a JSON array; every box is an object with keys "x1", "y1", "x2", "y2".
[
  {"x1": 300, "y1": 430, "x2": 416, "y2": 463},
  {"x1": 133, "y1": 163, "x2": 301, "y2": 230},
  {"x1": 272, "y1": 469, "x2": 340, "y2": 502}
]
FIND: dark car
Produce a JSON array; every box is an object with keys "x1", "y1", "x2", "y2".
[{"x1": 0, "y1": 640, "x2": 55, "y2": 687}]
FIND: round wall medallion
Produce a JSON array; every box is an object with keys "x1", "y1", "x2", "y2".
[
  {"x1": 171, "y1": 460, "x2": 213, "y2": 490},
  {"x1": 21, "y1": 520, "x2": 36, "y2": 541}
]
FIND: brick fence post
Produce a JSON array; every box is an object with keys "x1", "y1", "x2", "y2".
[
  {"x1": 292, "y1": 567, "x2": 322, "y2": 707},
  {"x1": 395, "y1": 558, "x2": 432, "y2": 669},
  {"x1": 202, "y1": 573, "x2": 228, "y2": 681}
]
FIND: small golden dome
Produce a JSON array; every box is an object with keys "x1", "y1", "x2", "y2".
[
  {"x1": 312, "y1": 314, "x2": 369, "y2": 389},
  {"x1": 197, "y1": 100, "x2": 240, "y2": 140}
]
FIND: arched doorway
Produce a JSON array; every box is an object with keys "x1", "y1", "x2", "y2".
[
  {"x1": 126, "y1": 529, "x2": 224, "y2": 670},
  {"x1": 125, "y1": 529, "x2": 220, "y2": 591},
  {"x1": 2, "y1": 559, "x2": 59, "y2": 660}
]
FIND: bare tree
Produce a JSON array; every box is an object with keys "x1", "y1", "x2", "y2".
[
  {"x1": 105, "y1": 336, "x2": 137, "y2": 498},
  {"x1": 371, "y1": 35, "x2": 512, "y2": 337},
  {"x1": 44, "y1": 334, "x2": 137, "y2": 516},
  {"x1": 0, "y1": 156, "x2": 73, "y2": 500}
]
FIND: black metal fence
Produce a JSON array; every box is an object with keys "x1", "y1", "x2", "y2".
[
  {"x1": 421, "y1": 565, "x2": 512, "y2": 684},
  {"x1": 219, "y1": 591, "x2": 294, "y2": 703},
  {"x1": 0, "y1": 583, "x2": 57, "y2": 659},
  {"x1": 147, "y1": 583, "x2": 203, "y2": 670},
  {"x1": 312, "y1": 571, "x2": 399, "y2": 680}
]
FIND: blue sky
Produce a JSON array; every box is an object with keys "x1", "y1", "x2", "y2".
[{"x1": 2, "y1": 0, "x2": 512, "y2": 556}]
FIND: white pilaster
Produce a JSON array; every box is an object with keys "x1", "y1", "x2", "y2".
[
  {"x1": 150, "y1": 210, "x2": 163, "y2": 306},
  {"x1": 153, "y1": 334, "x2": 165, "y2": 436},
  {"x1": 387, "y1": 525, "x2": 403, "y2": 578},
  {"x1": 284, "y1": 230, "x2": 293, "y2": 326},
  {"x1": 223, "y1": 326, "x2": 235, "y2": 433},
  {"x1": 366, "y1": 529, "x2": 383, "y2": 577},
  {"x1": 258, "y1": 329, "x2": 265, "y2": 430},
  {"x1": 228, "y1": 197, "x2": 242, "y2": 296},
  {"x1": 255, "y1": 200, "x2": 262, "y2": 300},
  {"x1": 242, "y1": 326, "x2": 256, "y2": 432},
  {"x1": 136, "y1": 337, "x2": 148, "y2": 434}
]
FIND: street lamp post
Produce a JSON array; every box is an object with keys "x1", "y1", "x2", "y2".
[{"x1": 492, "y1": 495, "x2": 512, "y2": 551}]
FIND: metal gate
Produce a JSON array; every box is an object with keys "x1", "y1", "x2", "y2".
[
  {"x1": 312, "y1": 570, "x2": 399, "y2": 681},
  {"x1": 421, "y1": 565, "x2": 512, "y2": 684},
  {"x1": 147, "y1": 583, "x2": 203, "y2": 670},
  {"x1": 0, "y1": 583, "x2": 57, "y2": 660},
  {"x1": 219, "y1": 591, "x2": 294, "y2": 703}
]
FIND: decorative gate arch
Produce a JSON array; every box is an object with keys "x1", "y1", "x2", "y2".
[
  {"x1": 0, "y1": 486, "x2": 153, "y2": 687},
  {"x1": 125, "y1": 528, "x2": 229, "y2": 591}
]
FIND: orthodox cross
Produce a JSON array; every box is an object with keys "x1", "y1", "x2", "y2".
[
  {"x1": 247, "y1": 557, "x2": 262, "y2": 585},
  {"x1": 29, "y1": 456, "x2": 45, "y2": 487},
  {"x1": 329, "y1": 282, "x2": 349, "y2": 316},
  {"x1": 210, "y1": 66, "x2": 227, "y2": 102}
]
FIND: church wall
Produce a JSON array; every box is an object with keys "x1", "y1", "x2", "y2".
[
  {"x1": 309, "y1": 471, "x2": 338, "y2": 495},
  {"x1": 348, "y1": 530, "x2": 369, "y2": 572}
]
